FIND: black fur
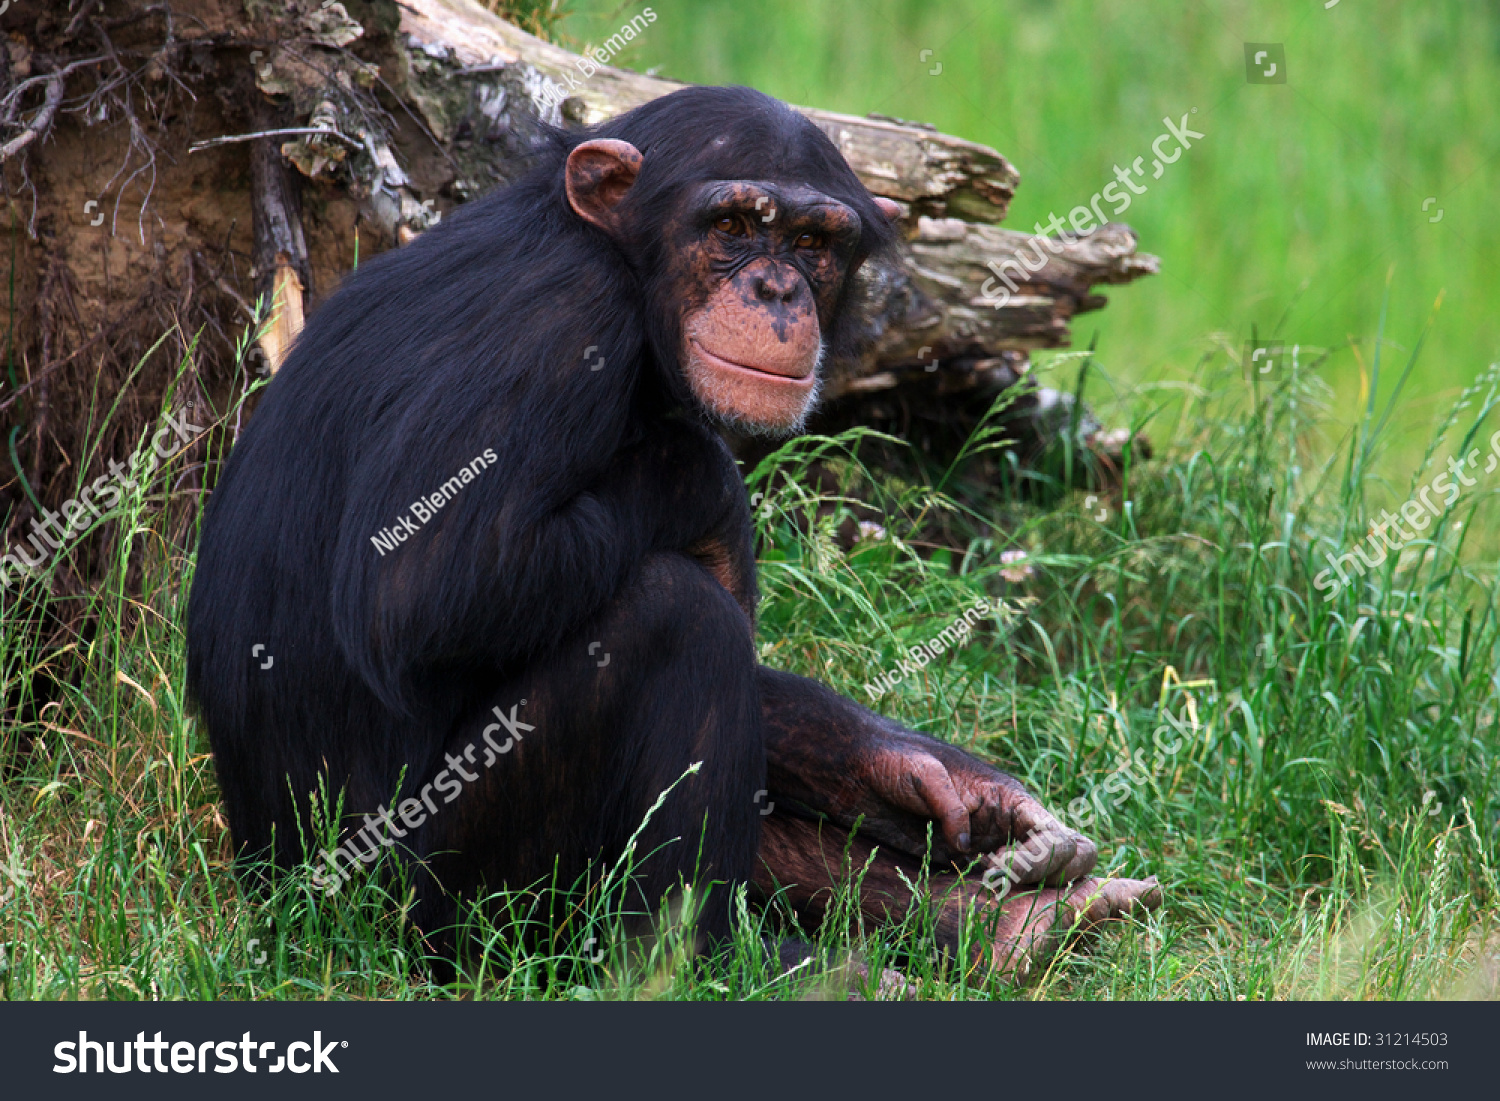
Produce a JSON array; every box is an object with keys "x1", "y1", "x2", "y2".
[{"x1": 186, "y1": 86, "x2": 896, "y2": 951}]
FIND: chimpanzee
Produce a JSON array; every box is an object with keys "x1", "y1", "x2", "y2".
[{"x1": 187, "y1": 85, "x2": 1158, "y2": 979}]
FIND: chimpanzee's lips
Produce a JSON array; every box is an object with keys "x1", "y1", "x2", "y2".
[{"x1": 691, "y1": 340, "x2": 815, "y2": 384}]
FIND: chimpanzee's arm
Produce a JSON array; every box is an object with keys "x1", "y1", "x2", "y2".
[
  {"x1": 758, "y1": 667, "x2": 1098, "y2": 886},
  {"x1": 332, "y1": 414, "x2": 744, "y2": 707}
]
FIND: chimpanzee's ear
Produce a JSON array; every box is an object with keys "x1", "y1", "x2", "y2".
[{"x1": 565, "y1": 139, "x2": 644, "y2": 232}]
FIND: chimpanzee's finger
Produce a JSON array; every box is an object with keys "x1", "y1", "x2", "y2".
[
  {"x1": 979, "y1": 821, "x2": 1080, "y2": 888},
  {"x1": 1008, "y1": 798, "x2": 1099, "y2": 884},
  {"x1": 1055, "y1": 829, "x2": 1099, "y2": 884},
  {"x1": 883, "y1": 753, "x2": 973, "y2": 853}
]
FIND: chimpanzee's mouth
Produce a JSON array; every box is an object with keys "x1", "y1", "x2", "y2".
[{"x1": 691, "y1": 340, "x2": 814, "y2": 383}]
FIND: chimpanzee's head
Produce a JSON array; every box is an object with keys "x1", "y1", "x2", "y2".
[{"x1": 562, "y1": 86, "x2": 902, "y2": 436}]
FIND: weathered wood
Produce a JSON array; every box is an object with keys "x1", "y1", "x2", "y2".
[
  {"x1": 828, "y1": 218, "x2": 1159, "y2": 399},
  {"x1": 403, "y1": 0, "x2": 1020, "y2": 222},
  {"x1": 250, "y1": 103, "x2": 312, "y2": 372}
]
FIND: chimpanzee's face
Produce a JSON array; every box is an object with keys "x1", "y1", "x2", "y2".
[
  {"x1": 563, "y1": 137, "x2": 898, "y2": 436},
  {"x1": 664, "y1": 179, "x2": 866, "y2": 434}
]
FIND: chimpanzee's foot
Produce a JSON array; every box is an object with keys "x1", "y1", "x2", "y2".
[
  {"x1": 975, "y1": 875, "x2": 1162, "y2": 983},
  {"x1": 754, "y1": 813, "x2": 1160, "y2": 984}
]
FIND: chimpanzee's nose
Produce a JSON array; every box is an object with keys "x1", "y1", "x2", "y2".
[{"x1": 755, "y1": 268, "x2": 800, "y2": 303}]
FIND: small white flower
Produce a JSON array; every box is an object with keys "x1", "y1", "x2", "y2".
[{"x1": 999, "y1": 549, "x2": 1033, "y2": 583}]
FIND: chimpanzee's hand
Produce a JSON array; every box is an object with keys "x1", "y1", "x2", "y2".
[
  {"x1": 840, "y1": 725, "x2": 1100, "y2": 887},
  {"x1": 760, "y1": 669, "x2": 1099, "y2": 889}
]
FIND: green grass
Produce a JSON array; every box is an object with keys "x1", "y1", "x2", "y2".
[
  {"x1": 559, "y1": 0, "x2": 1500, "y2": 479},
  {"x1": 0, "y1": 312, "x2": 1495, "y2": 1000}
]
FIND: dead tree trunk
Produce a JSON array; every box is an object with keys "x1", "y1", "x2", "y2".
[{"x1": 0, "y1": 0, "x2": 1157, "y2": 537}]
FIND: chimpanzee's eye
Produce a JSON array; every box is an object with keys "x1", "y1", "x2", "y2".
[
  {"x1": 714, "y1": 216, "x2": 749, "y2": 237},
  {"x1": 795, "y1": 231, "x2": 827, "y2": 250}
]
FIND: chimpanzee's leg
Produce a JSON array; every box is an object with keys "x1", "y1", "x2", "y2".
[{"x1": 401, "y1": 550, "x2": 764, "y2": 960}]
